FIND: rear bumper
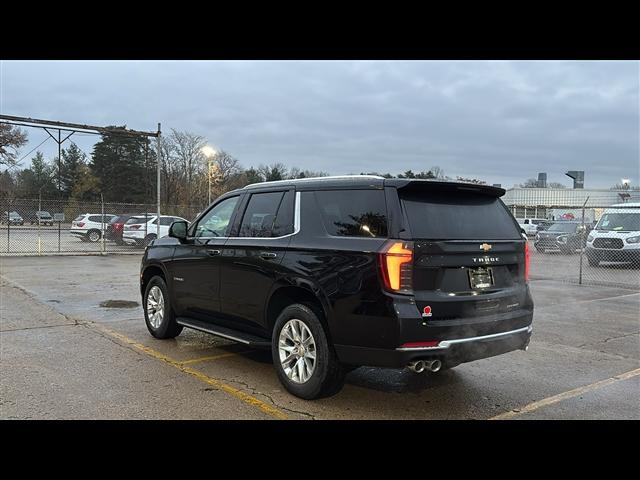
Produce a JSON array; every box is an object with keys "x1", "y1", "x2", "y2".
[
  {"x1": 335, "y1": 325, "x2": 532, "y2": 368},
  {"x1": 70, "y1": 229, "x2": 88, "y2": 237}
]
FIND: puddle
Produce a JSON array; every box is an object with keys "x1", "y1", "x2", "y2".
[{"x1": 99, "y1": 300, "x2": 139, "y2": 308}]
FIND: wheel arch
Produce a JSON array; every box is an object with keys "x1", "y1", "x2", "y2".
[
  {"x1": 265, "y1": 282, "x2": 332, "y2": 335},
  {"x1": 140, "y1": 263, "x2": 168, "y2": 297}
]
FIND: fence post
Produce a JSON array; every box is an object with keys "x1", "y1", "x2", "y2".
[
  {"x1": 6, "y1": 205, "x2": 10, "y2": 254},
  {"x1": 578, "y1": 196, "x2": 589, "y2": 285},
  {"x1": 101, "y1": 194, "x2": 106, "y2": 254}
]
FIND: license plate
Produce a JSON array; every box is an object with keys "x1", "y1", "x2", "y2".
[{"x1": 468, "y1": 267, "x2": 494, "y2": 289}]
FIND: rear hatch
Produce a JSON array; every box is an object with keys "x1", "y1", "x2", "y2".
[{"x1": 398, "y1": 185, "x2": 530, "y2": 331}]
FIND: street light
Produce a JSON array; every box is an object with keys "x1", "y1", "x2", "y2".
[{"x1": 201, "y1": 145, "x2": 218, "y2": 205}]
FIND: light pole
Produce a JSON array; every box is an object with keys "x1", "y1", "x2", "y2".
[{"x1": 201, "y1": 145, "x2": 218, "y2": 205}]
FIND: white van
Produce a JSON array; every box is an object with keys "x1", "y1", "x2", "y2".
[
  {"x1": 585, "y1": 202, "x2": 640, "y2": 267},
  {"x1": 517, "y1": 218, "x2": 547, "y2": 236}
]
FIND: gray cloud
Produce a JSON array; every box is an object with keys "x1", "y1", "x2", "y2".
[{"x1": 1, "y1": 60, "x2": 638, "y2": 188}]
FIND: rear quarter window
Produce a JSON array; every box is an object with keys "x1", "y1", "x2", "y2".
[
  {"x1": 400, "y1": 191, "x2": 520, "y2": 240},
  {"x1": 315, "y1": 189, "x2": 388, "y2": 238}
]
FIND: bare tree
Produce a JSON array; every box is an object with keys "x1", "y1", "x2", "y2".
[
  {"x1": 168, "y1": 129, "x2": 207, "y2": 207},
  {"x1": 0, "y1": 124, "x2": 28, "y2": 167}
]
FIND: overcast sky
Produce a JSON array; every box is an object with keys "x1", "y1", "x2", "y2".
[{"x1": 1, "y1": 60, "x2": 638, "y2": 188}]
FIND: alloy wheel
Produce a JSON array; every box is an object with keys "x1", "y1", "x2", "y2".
[
  {"x1": 146, "y1": 286, "x2": 165, "y2": 329},
  {"x1": 278, "y1": 319, "x2": 317, "y2": 384}
]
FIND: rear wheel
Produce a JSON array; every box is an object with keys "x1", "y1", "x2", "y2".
[
  {"x1": 87, "y1": 230, "x2": 101, "y2": 242},
  {"x1": 143, "y1": 276, "x2": 183, "y2": 339},
  {"x1": 272, "y1": 303, "x2": 345, "y2": 399}
]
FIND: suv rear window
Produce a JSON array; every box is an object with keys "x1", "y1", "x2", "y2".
[
  {"x1": 400, "y1": 191, "x2": 520, "y2": 240},
  {"x1": 315, "y1": 190, "x2": 388, "y2": 238}
]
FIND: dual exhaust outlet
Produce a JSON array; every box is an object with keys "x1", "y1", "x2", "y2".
[{"x1": 407, "y1": 359, "x2": 442, "y2": 373}]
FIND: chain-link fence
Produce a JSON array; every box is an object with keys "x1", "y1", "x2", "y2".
[
  {"x1": 522, "y1": 203, "x2": 640, "y2": 290},
  {"x1": 0, "y1": 197, "x2": 205, "y2": 256},
  {"x1": 2, "y1": 195, "x2": 639, "y2": 291}
]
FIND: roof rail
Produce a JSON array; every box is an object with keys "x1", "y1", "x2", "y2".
[{"x1": 243, "y1": 174, "x2": 385, "y2": 189}]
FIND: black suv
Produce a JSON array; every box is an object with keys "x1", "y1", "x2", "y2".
[{"x1": 140, "y1": 176, "x2": 533, "y2": 399}]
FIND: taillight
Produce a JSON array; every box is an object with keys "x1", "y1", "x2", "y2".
[
  {"x1": 115, "y1": 223, "x2": 123, "y2": 231},
  {"x1": 77, "y1": 222, "x2": 85, "y2": 228},
  {"x1": 524, "y1": 241, "x2": 530, "y2": 282},
  {"x1": 379, "y1": 240, "x2": 414, "y2": 294}
]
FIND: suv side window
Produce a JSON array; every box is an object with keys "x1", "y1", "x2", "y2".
[
  {"x1": 239, "y1": 191, "x2": 285, "y2": 238},
  {"x1": 88, "y1": 215, "x2": 102, "y2": 223},
  {"x1": 272, "y1": 190, "x2": 295, "y2": 237},
  {"x1": 194, "y1": 196, "x2": 240, "y2": 238},
  {"x1": 315, "y1": 189, "x2": 388, "y2": 238}
]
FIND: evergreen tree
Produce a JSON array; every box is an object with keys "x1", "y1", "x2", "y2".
[{"x1": 90, "y1": 127, "x2": 154, "y2": 202}]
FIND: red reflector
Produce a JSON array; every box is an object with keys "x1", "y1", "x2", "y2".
[{"x1": 400, "y1": 341, "x2": 440, "y2": 348}]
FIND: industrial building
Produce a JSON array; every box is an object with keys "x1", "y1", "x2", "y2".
[{"x1": 500, "y1": 171, "x2": 639, "y2": 219}]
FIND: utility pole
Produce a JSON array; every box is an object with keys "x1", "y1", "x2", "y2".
[{"x1": 156, "y1": 123, "x2": 161, "y2": 236}]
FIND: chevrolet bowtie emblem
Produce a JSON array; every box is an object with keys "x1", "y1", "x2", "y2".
[{"x1": 480, "y1": 243, "x2": 492, "y2": 252}]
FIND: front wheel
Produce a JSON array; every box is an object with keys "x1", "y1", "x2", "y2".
[
  {"x1": 272, "y1": 304, "x2": 345, "y2": 399},
  {"x1": 143, "y1": 276, "x2": 183, "y2": 339}
]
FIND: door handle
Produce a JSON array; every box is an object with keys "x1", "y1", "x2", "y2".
[
  {"x1": 259, "y1": 251, "x2": 277, "y2": 259},
  {"x1": 207, "y1": 249, "x2": 221, "y2": 256}
]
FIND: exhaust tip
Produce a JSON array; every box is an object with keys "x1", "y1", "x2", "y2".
[
  {"x1": 408, "y1": 360, "x2": 426, "y2": 373},
  {"x1": 429, "y1": 359, "x2": 442, "y2": 372}
]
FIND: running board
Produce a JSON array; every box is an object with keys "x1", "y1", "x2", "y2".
[{"x1": 176, "y1": 317, "x2": 271, "y2": 348}]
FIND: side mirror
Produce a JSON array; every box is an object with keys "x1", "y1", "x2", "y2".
[{"x1": 169, "y1": 220, "x2": 188, "y2": 241}]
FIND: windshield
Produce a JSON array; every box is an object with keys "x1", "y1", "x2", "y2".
[
  {"x1": 596, "y1": 213, "x2": 640, "y2": 232},
  {"x1": 547, "y1": 223, "x2": 578, "y2": 233}
]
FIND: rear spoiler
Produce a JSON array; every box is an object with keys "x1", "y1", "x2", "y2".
[{"x1": 385, "y1": 179, "x2": 506, "y2": 197}]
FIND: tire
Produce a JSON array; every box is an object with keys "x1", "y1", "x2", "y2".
[
  {"x1": 587, "y1": 256, "x2": 600, "y2": 267},
  {"x1": 143, "y1": 234, "x2": 157, "y2": 247},
  {"x1": 272, "y1": 303, "x2": 345, "y2": 399},
  {"x1": 87, "y1": 230, "x2": 101, "y2": 242},
  {"x1": 115, "y1": 238, "x2": 124, "y2": 246},
  {"x1": 143, "y1": 275, "x2": 183, "y2": 339}
]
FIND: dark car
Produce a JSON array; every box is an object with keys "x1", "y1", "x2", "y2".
[
  {"x1": 1, "y1": 211, "x2": 24, "y2": 225},
  {"x1": 106, "y1": 214, "x2": 139, "y2": 245},
  {"x1": 536, "y1": 220, "x2": 553, "y2": 233},
  {"x1": 29, "y1": 211, "x2": 54, "y2": 226},
  {"x1": 534, "y1": 221, "x2": 589, "y2": 254},
  {"x1": 139, "y1": 176, "x2": 533, "y2": 399}
]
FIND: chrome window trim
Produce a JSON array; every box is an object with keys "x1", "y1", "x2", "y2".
[
  {"x1": 396, "y1": 325, "x2": 532, "y2": 351},
  {"x1": 195, "y1": 191, "x2": 301, "y2": 241}
]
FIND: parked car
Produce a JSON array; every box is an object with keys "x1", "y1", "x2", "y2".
[
  {"x1": 517, "y1": 218, "x2": 547, "y2": 236},
  {"x1": 1, "y1": 211, "x2": 24, "y2": 225},
  {"x1": 534, "y1": 221, "x2": 590, "y2": 254},
  {"x1": 70, "y1": 213, "x2": 116, "y2": 242},
  {"x1": 536, "y1": 220, "x2": 553, "y2": 232},
  {"x1": 139, "y1": 176, "x2": 533, "y2": 399},
  {"x1": 123, "y1": 214, "x2": 188, "y2": 247},
  {"x1": 29, "y1": 211, "x2": 54, "y2": 226},
  {"x1": 585, "y1": 202, "x2": 640, "y2": 267},
  {"x1": 106, "y1": 214, "x2": 140, "y2": 245}
]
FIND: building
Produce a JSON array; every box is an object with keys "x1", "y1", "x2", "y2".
[{"x1": 502, "y1": 187, "x2": 640, "y2": 219}]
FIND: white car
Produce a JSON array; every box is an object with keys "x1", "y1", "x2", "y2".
[
  {"x1": 122, "y1": 214, "x2": 188, "y2": 247},
  {"x1": 70, "y1": 213, "x2": 117, "y2": 242},
  {"x1": 517, "y1": 218, "x2": 547, "y2": 236},
  {"x1": 585, "y1": 202, "x2": 640, "y2": 267}
]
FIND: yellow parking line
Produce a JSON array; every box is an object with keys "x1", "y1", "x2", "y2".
[
  {"x1": 180, "y1": 351, "x2": 252, "y2": 366},
  {"x1": 490, "y1": 368, "x2": 640, "y2": 420},
  {"x1": 92, "y1": 324, "x2": 288, "y2": 420}
]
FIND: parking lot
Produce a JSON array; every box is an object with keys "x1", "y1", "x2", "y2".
[{"x1": 1, "y1": 254, "x2": 638, "y2": 420}]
